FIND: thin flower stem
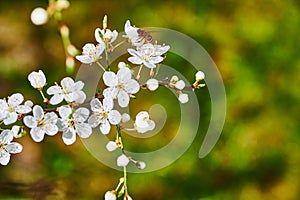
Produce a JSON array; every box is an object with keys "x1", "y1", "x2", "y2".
[
  {"x1": 136, "y1": 65, "x2": 143, "y2": 80},
  {"x1": 39, "y1": 90, "x2": 47, "y2": 101},
  {"x1": 96, "y1": 61, "x2": 106, "y2": 72},
  {"x1": 123, "y1": 166, "x2": 128, "y2": 196},
  {"x1": 116, "y1": 124, "x2": 129, "y2": 196},
  {"x1": 105, "y1": 42, "x2": 110, "y2": 71}
]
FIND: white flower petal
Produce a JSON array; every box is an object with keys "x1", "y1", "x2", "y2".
[
  {"x1": 49, "y1": 94, "x2": 64, "y2": 105},
  {"x1": 44, "y1": 112, "x2": 58, "y2": 124},
  {"x1": 74, "y1": 107, "x2": 90, "y2": 123},
  {"x1": 117, "y1": 154, "x2": 130, "y2": 167},
  {"x1": 62, "y1": 128, "x2": 76, "y2": 145},
  {"x1": 11, "y1": 125, "x2": 21, "y2": 138},
  {"x1": 124, "y1": 79, "x2": 140, "y2": 94},
  {"x1": 149, "y1": 56, "x2": 164, "y2": 64},
  {"x1": 61, "y1": 77, "x2": 75, "y2": 90},
  {"x1": 33, "y1": 105, "x2": 44, "y2": 121},
  {"x1": 3, "y1": 112, "x2": 18, "y2": 125},
  {"x1": 23, "y1": 116, "x2": 37, "y2": 129},
  {"x1": 76, "y1": 123, "x2": 92, "y2": 138},
  {"x1": 56, "y1": 119, "x2": 67, "y2": 131},
  {"x1": 0, "y1": 151, "x2": 10, "y2": 165},
  {"x1": 154, "y1": 45, "x2": 170, "y2": 55},
  {"x1": 15, "y1": 105, "x2": 32, "y2": 114},
  {"x1": 30, "y1": 127, "x2": 45, "y2": 142},
  {"x1": 100, "y1": 120, "x2": 111, "y2": 135},
  {"x1": 44, "y1": 124, "x2": 58, "y2": 136},
  {"x1": 103, "y1": 72, "x2": 118, "y2": 87},
  {"x1": 117, "y1": 67, "x2": 132, "y2": 83},
  {"x1": 90, "y1": 98, "x2": 103, "y2": 112},
  {"x1": 0, "y1": 130, "x2": 14, "y2": 144},
  {"x1": 58, "y1": 105, "x2": 72, "y2": 119},
  {"x1": 94, "y1": 28, "x2": 103, "y2": 43},
  {"x1": 75, "y1": 55, "x2": 94, "y2": 64},
  {"x1": 144, "y1": 61, "x2": 156, "y2": 69},
  {"x1": 74, "y1": 91, "x2": 86, "y2": 104},
  {"x1": 8, "y1": 93, "x2": 24, "y2": 107},
  {"x1": 88, "y1": 114, "x2": 101, "y2": 128},
  {"x1": 117, "y1": 90, "x2": 129, "y2": 108},
  {"x1": 95, "y1": 42, "x2": 105, "y2": 57},
  {"x1": 6, "y1": 142, "x2": 23, "y2": 154},
  {"x1": 74, "y1": 81, "x2": 84, "y2": 91},
  {"x1": 128, "y1": 56, "x2": 143, "y2": 65},
  {"x1": 47, "y1": 85, "x2": 62, "y2": 95},
  {"x1": 108, "y1": 110, "x2": 121, "y2": 125},
  {"x1": 103, "y1": 97, "x2": 113, "y2": 111}
]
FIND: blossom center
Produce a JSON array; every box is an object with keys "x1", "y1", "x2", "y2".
[
  {"x1": 0, "y1": 142, "x2": 5, "y2": 152},
  {"x1": 69, "y1": 119, "x2": 76, "y2": 128},
  {"x1": 7, "y1": 106, "x2": 15, "y2": 113},
  {"x1": 37, "y1": 119, "x2": 45, "y2": 127},
  {"x1": 99, "y1": 111, "x2": 108, "y2": 119}
]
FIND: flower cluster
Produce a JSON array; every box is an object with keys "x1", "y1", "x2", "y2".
[{"x1": 2, "y1": 15, "x2": 206, "y2": 200}]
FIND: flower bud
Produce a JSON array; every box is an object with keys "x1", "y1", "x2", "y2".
[
  {"x1": 136, "y1": 161, "x2": 146, "y2": 169},
  {"x1": 175, "y1": 80, "x2": 185, "y2": 90},
  {"x1": 178, "y1": 93, "x2": 189, "y2": 104},
  {"x1": 146, "y1": 79, "x2": 159, "y2": 91},
  {"x1": 28, "y1": 70, "x2": 46, "y2": 89},
  {"x1": 106, "y1": 141, "x2": 118, "y2": 152},
  {"x1": 30, "y1": 7, "x2": 48, "y2": 26},
  {"x1": 195, "y1": 71, "x2": 205, "y2": 81},
  {"x1": 104, "y1": 190, "x2": 117, "y2": 200},
  {"x1": 117, "y1": 154, "x2": 130, "y2": 167}
]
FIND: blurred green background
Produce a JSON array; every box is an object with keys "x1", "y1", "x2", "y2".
[{"x1": 0, "y1": 0, "x2": 300, "y2": 199}]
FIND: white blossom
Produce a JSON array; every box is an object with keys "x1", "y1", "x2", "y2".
[
  {"x1": 136, "y1": 161, "x2": 146, "y2": 169},
  {"x1": 124, "y1": 20, "x2": 144, "y2": 47},
  {"x1": 95, "y1": 28, "x2": 118, "y2": 44},
  {"x1": 30, "y1": 7, "x2": 48, "y2": 26},
  {"x1": 88, "y1": 98, "x2": 121, "y2": 135},
  {"x1": 0, "y1": 93, "x2": 32, "y2": 125},
  {"x1": 28, "y1": 70, "x2": 46, "y2": 89},
  {"x1": 24, "y1": 100, "x2": 34, "y2": 108},
  {"x1": 57, "y1": 105, "x2": 92, "y2": 145},
  {"x1": 195, "y1": 70, "x2": 205, "y2": 81},
  {"x1": 23, "y1": 105, "x2": 58, "y2": 142},
  {"x1": 0, "y1": 130, "x2": 23, "y2": 165},
  {"x1": 104, "y1": 191, "x2": 117, "y2": 200},
  {"x1": 128, "y1": 43, "x2": 170, "y2": 69},
  {"x1": 47, "y1": 77, "x2": 86, "y2": 105},
  {"x1": 146, "y1": 78, "x2": 159, "y2": 91},
  {"x1": 117, "y1": 154, "x2": 130, "y2": 167},
  {"x1": 178, "y1": 93, "x2": 189, "y2": 104},
  {"x1": 118, "y1": 61, "x2": 126, "y2": 69},
  {"x1": 135, "y1": 111, "x2": 155, "y2": 133},
  {"x1": 106, "y1": 141, "x2": 118, "y2": 152},
  {"x1": 103, "y1": 67, "x2": 140, "y2": 107},
  {"x1": 76, "y1": 43, "x2": 105, "y2": 64}
]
